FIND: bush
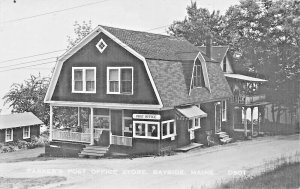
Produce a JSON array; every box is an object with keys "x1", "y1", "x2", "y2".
[
  {"x1": 16, "y1": 140, "x2": 28, "y2": 149},
  {"x1": 2, "y1": 146, "x2": 9, "y2": 153}
]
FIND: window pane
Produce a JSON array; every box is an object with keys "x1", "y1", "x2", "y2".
[
  {"x1": 135, "y1": 123, "x2": 145, "y2": 136},
  {"x1": 74, "y1": 70, "x2": 83, "y2": 81},
  {"x1": 86, "y1": 81, "x2": 95, "y2": 91},
  {"x1": 170, "y1": 122, "x2": 174, "y2": 134},
  {"x1": 109, "y1": 69, "x2": 119, "y2": 81},
  {"x1": 109, "y1": 81, "x2": 119, "y2": 92},
  {"x1": 86, "y1": 69, "x2": 95, "y2": 81},
  {"x1": 121, "y1": 69, "x2": 132, "y2": 81},
  {"x1": 74, "y1": 81, "x2": 83, "y2": 91},
  {"x1": 162, "y1": 123, "x2": 168, "y2": 136},
  {"x1": 121, "y1": 81, "x2": 132, "y2": 93},
  {"x1": 194, "y1": 118, "x2": 199, "y2": 127},
  {"x1": 148, "y1": 124, "x2": 158, "y2": 137},
  {"x1": 124, "y1": 119, "x2": 133, "y2": 132},
  {"x1": 93, "y1": 116, "x2": 110, "y2": 129}
]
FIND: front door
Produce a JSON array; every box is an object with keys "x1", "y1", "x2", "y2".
[
  {"x1": 92, "y1": 115, "x2": 110, "y2": 146},
  {"x1": 215, "y1": 103, "x2": 222, "y2": 133}
]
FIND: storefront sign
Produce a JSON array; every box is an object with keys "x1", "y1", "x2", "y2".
[{"x1": 132, "y1": 114, "x2": 161, "y2": 120}]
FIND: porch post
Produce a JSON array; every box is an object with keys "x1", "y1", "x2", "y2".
[
  {"x1": 49, "y1": 105, "x2": 53, "y2": 141},
  {"x1": 77, "y1": 107, "x2": 81, "y2": 126},
  {"x1": 243, "y1": 107, "x2": 247, "y2": 137},
  {"x1": 251, "y1": 107, "x2": 254, "y2": 137},
  {"x1": 90, "y1": 107, "x2": 94, "y2": 145},
  {"x1": 258, "y1": 107, "x2": 261, "y2": 135}
]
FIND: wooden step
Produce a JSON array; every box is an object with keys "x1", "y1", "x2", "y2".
[{"x1": 79, "y1": 145, "x2": 109, "y2": 158}]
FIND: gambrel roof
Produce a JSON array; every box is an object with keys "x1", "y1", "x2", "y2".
[{"x1": 45, "y1": 25, "x2": 232, "y2": 109}]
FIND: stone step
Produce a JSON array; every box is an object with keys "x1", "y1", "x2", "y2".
[
  {"x1": 82, "y1": 148, "x2": 108, "y2": 153},
  {"x1": 175, "y1": 143, "x2": 204, "y2": 152},
  {"x1": 79, "y1": 152, "x2": 105, "y2": 157}
]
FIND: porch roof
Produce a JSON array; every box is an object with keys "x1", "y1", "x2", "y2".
[
  {"x1": 176, "y1": 105, "x2": 207, "y2": 119},
  {"x1": 224, "y1": 74, "x2": 267, "y2": 82}
]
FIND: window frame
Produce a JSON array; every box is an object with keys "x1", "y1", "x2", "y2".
[
  {"x1": 133, "y1": 121, "x2": 160, "y2": 140},
  {"x1": 192, "y1": 64, "x2": 205, "y2": 89},
  {"x1": 5, "y1": 128, "x2": 13, "y2": 142},
  {"x1": 189, "y1": 117, "x2": 201, "y2": 131},
  {"x1": 221, "y1": 100, "x2": 227, "y2": 121},
  {"x1": 107, "y1": 67, "x2": 134, "y2": 95},
  {"x1": 23, "y1": 126, "x2": 30, "y2": 139},
  {"x1": 72, "y1": 67, "x2": 96, "y2": 93},
  {"x1": 161, "y1": 120, "x2": 176, "y2": 139}
]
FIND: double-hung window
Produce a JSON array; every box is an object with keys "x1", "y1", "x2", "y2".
[
  {"x1": 162, "y1": 120, "x2": 176, "y2": 139},
  {"x1": 23, "y1": 126, "x2": 30, "y2": 139},
  {"x1": 5, "y1": 129, "x2": 13, "y2": 142},
  {"x1": 107, "y1": 67, "x2": 133, "y2": 94},
  {"x1": 133, "y1": 121, "x2": 160, "y2": 139},
  {"x1": 72, "y1": 67, "x2": 96, "y2": 93},
  {"x1": 221, "y1": 100, "x2": 227, "y2": 121}
]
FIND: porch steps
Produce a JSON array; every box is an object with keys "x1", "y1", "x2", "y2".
[
  {"x1": 79, "y1": 145, "x2": 109, "y2": 158},
  {"x1": 216, "y1": 132, "x2": 233, "y2": 144},
  {"x1": 175, "y1": 143, "x2": 204, "y2": 152}
]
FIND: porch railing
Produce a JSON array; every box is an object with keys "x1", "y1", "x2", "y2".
[
  {"x1": 110, "y1": 135, "x2": 132, "y2": 147},
  {"x1": 233, "y1": 94, "x2": 266, "y2": 105},
  {"x1": 52, "y1": 129, "x2": 91, "y2": 143}
]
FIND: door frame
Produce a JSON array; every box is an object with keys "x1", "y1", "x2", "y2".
[{"x1": 214, "y1": 102, "x2": 222, "y2": 133}]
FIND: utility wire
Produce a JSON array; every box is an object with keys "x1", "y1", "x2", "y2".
[
  {"x1": 0, "y1": 25, "x2": 172, "y2": 72},
  {"x1": 0, "y1": 0, "x2": 110, "y2": 24},
  {"x1": 0, "y1": 25, "x2": 169, "y2": 66},
  {"x1": 0, "y1": 61, "x2": 56, "y2": 73},
  {"x1": 0, "y1": 49, "x2": 65, "y2": 64},
  {"x1": 0, "y1": 56, "x2": 57, "y2": 68}
]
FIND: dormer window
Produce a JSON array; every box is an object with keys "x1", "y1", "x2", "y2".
[
  {"x1": 192, "y1": 58, "x2": 205, "y2": 88},
  {"x1": 222, "y1": 57, "x2": 227, "y2": 72}
]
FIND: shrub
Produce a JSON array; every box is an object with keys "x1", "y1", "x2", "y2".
[
  {"x1": 16, "y1": 140, "x2": 28, "y2": 149},
  {"x1": 2, "y1": 146, "x2": 9, "y2": 153}
]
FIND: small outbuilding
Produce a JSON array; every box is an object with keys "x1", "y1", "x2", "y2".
[{"x1": 0, "y1": 112, "x2": 43, "y2": 143}]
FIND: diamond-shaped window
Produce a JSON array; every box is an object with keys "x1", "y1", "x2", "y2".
[{"x1": 96, "y1": 39, "x2": 107, "y2": 53}]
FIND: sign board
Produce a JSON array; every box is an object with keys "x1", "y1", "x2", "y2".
[{"x1": 132, "y1": 114, "x2": 161, "y2": 120}]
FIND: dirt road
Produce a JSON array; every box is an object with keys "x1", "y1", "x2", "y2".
[{"x1": 0, "y1": 135, "x2": 299, "y2": 189}]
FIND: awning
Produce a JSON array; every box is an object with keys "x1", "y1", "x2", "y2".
[
  {"x1": 224, "y1": 74, "x2": 267, "y2": 82},
  {"x1": 176, "y1": 106, "x2": 207, "y2": 119}
]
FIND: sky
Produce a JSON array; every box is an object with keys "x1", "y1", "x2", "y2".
[{"x1": 0, "y1": 0, "x2": 239, "y2": 114}]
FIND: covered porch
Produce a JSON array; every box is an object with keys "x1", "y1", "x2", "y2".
[{"x1": 49, "y1": 105, "x2": 132, "y2": 147}]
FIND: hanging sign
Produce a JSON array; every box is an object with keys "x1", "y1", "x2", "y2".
[{"x1": 132, "y1": 114, "x2": 161, "y2": 120}]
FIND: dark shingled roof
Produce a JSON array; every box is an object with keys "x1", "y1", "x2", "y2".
[
  {"x1": 198, "y1": 46, "x2": 229, "y2": 63},
  {"x1": 146, "y1": 59, "x2": 232, "y2": 107},
  {"x1": 101, "y1": 25, "x2": 201, "y2": 61},
  {"x1": 101, "y1": 25, "x2": 232, "y2": 107}
]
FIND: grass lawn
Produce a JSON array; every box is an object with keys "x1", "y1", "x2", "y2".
[
  {"x1": 0, "y1": 147, "x2": 54, "y2": 163},
  {"x1": 213, "y1": 162, "x2": 300, "y2": 189},
  {"x1": 0, "y1": 176, "x2": 66, "y2": 189}
]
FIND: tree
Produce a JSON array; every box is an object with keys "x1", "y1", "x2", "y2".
[
  {"x1": 3, "y1": 74, "x2": 50, "y2": 125},
  {"x1": 168, "y1": 1, "x2": 226, "y2": 46},
  {"x1": 223, "y1": 0, "x2": 300, "y2": 123},
  {"x1": 169, "y1": 0, "x2": 300, "y2": 123},
  {"x1": 67, "y1": 20, "x2": 93, "y2": 49}
]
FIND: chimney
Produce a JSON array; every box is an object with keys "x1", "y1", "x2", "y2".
[{"x1": 205, "y1": 33, "x2": 212, "y2": 59}]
